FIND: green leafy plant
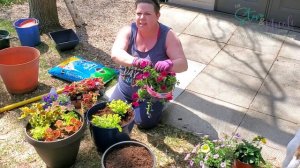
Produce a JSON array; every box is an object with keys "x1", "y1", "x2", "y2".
[
  {"x1": 107, "y1": 99, "x2": 131, "y2": 117},
  {"x1": 234, "y1": 135, "x2": 266, "y2": 167},
  {"x1": 185, "y1": 134, "x2": 236, "y2": 168},
  {"x1": 91, "y1": 114, "x2": 122, "y2": 132},
  {"x1": 19, "y1": 89, "x2": 82, "y2": 141},
  {"x1": 91, "y1": 100, "x2": 132, "y2": 132}
]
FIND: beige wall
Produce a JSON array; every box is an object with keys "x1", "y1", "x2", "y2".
[{"x1": 168, "y1": 0, "x2": 215, "y2": 11}]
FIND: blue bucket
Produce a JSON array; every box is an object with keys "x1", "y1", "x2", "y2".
[{"x1": 13, "y1": 18, "x2": 41, "y2": 47}]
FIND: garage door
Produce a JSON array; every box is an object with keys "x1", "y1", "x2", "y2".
[{"x1": 267, "y1": 0, "x2": 300, "y2": 28}]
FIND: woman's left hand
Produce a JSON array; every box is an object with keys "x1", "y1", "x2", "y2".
[{"x1": 154, "y1": 59, "x2": 173, "y2": 71}]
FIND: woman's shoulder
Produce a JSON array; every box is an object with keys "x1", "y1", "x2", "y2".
[
  {"x1": 117, "y1": 25, "x2": 132, "y2": 37},
  {"x1": 159, "y1": 22, "x2": 171, "y2": 31}
]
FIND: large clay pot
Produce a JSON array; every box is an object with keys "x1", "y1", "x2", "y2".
[
  {"x1": 0, "y1": 46, "x2": 40, "y2": 94},
  {"x1": 233, "y1": 159, "x2": 253, "y2": 168}
]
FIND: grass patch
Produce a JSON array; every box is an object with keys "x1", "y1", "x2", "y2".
[
  {"x1": 0, "y1": 0, "x2": 26, "y2": 6},
  {"x1": 0, "y1": 19, "x2": 16, "y2": 35}
]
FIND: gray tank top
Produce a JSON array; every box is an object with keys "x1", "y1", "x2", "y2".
[{"x1": 118, "y1": 22, "x2": 170, "y2": 99}]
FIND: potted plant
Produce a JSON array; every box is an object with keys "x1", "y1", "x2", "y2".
[
  {"x1": 87, "y1": 100, "x2": 135, "y2": 153},
  {"x1": 19, "y1": 88, "x2": 86, "y2": 168},
  {"x1": 184, "y1": 134, "x2": 236, "y2": 168},
  {"x1": 63, "y1": 77, "x2": 105, "y2": 109},
  {"x1": 132, "y1": 66, "x2": 179, "y2": 129},
  {"x1": 233, "y1": 135, "x2": 267, "y2": 168},
  {"x1": 101, "y1": 141, "x2": 156, "y2": 168}
]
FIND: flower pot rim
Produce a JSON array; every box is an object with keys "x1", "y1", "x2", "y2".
[
  {"x1": 25, "y1": 110, "x2": 86, "y2": 146},
  {"x1": 101, "y1": 140, "x2": 156, "y2": 168},
  {"x1": 0, "y1": 46, "x2": 40, "y2": 67},
  {"x1": 87, "y1": 101, "x2": 135, "y2": 130}
]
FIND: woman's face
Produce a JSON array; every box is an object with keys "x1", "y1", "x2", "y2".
[{"x1": 135, "y1": 3, "x2": 160, "y2": 31}]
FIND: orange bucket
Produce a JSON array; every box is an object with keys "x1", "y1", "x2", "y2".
[{"x1": 0, "y1": 46, "x2": 40, "y2": 94}]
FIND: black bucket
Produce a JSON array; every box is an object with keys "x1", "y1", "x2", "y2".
[{"x1": 0, "y1": 30, "x2": 10, "y2": 50}]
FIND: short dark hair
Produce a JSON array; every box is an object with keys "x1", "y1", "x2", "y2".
[{"x1": 135, "y1": 0, "x2": 160, "y2": 13}]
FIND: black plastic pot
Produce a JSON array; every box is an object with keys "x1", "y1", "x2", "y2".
[
  {"x1": 134, "y1": 100, "x2": 164, "y2": 129},
  {"x1": 87, "y1": 102, "x2": 135, "y2": 153},
  {"x1": 25, "y1": 111, "x2": 86, "y2": 168},
  {"x1": 49, "y1": 29, "x2": 79, "y2": 51},
  {"x1": 101, "y1": 141, "x2": 156, "y2": 168},
  {"x1": 0, "y1": 30, "x2": 10, "y2": 50}
]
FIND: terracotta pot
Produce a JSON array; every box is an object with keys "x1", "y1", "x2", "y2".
[
  {"x1": 233, "y1": 159, "x2": 253, "y2": 168},
  {"x1": 0, "y1": 46, "x2": 40, "y2": 94}
]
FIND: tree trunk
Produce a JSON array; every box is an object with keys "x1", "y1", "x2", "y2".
[
  {"x1": 64, "y1": 0, "x2": 85, "y2": 27},
  {"x1": 29, "y1": 0, "x2": 61, "y2": 33}
]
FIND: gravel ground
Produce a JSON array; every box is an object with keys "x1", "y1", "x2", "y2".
[
  {"x1": 0, "y1": 0, "x2": 135, "y2": 107},
  {"x1": 0, "y1": 1, "x2": 200, "y2": 167}
]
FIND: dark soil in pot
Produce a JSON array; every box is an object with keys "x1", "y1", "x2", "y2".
[{"x1": 102, "y1": 141, "x2": 155, "y2": 168}]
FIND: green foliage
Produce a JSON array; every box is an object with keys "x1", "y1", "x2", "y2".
[
  {"x1": 0, "y1": 0, "x2": 26, "y2": 6},
  {"x1": 61, "y1": 111, "x2": 79, "y2": 125},
  {"x1": 91, "y1": 114, "x2": 122, "y2": 132},
  {"x1": 30, "y1": 125, "x2": 49, "y2": 140},
  {"x1": 185, "y1": 135, "x2": 236, "y2": 168},
  {"x1": 234, "y1": 136, "x2": 266, "y2": 167},
  {"x1": 19, "y1": 89, "x2": 82, "y2": 141},
  {"x1": 19, "y1": 103, "x2": 61, "y2": 128},
  {"x1": 0, "y1": 19, "x2": 16, "y2": 35},
  {"x1": 107, "y1": 100, "x2": 131, "y2": 117},
  {"x1": 57, "y1": 94, "x2": 71, "y2": 106}
]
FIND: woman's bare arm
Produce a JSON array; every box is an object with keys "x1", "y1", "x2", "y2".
[
  {"x1": 111, "y1": 26, "x2": 135, "y2": 67},
  {"x1": 165, "y1": 30, "x2": 188, "y2": 73}
]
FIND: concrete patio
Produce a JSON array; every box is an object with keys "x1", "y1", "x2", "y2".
[{"x1": 158, "y1": 4, "x2": 300, "y2": 167}]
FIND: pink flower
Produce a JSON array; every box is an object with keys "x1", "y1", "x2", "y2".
[
  {"x1": 132, "y1": 101, "x2": 139, "y2": 107},
  {"x1": 135, "y1": 73, "x2": 144, "y2": 80},
  {"x1": 169, "y1": 72, "x2": 176, "y2": 76},
  {"x1": 143, "y1": 72, "x2": 150, "y2": 78},
  {"x1": 160, "y1": 71, "x2": 168, "y2": 77},
  {"x1": 156, "y1": 76, "x2": 164, "y2": 82},
  {"x1": 161, "y1": 85, "x2": 167, "y2": 91},
  {"x1": 140, "y1": 60, "x2": 149, "y2": 68},
  {"x1": 132, "y1": 92, "x2": 139, "y2": 100}
]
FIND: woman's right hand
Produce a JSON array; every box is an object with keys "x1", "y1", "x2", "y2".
[{"x1": 132, "y1": 58, "x2": 152, "y2": 68}]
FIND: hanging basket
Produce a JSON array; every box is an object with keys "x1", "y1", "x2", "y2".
[{"x1": 146, "y1": 85, "x2": 173, "y2": 99}]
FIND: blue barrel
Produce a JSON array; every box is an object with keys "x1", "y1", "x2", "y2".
[{"x1": 13, "y1": 18, "x2": 41, "y2": 47}]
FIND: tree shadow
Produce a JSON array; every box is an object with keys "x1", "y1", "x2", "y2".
[
  {"x1": 136, "y1": 106, "x2": 218, "y2": 167},
  {"x1": 35, "y1": 41, "x2": 49, "y2": 54},
  {"x1": 165, "y1": 90, "x2": 295, "y2": 146}
]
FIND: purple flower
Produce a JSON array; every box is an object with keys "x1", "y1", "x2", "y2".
[
  {"x1": 42, "y1": 88, "x2": 58, "y2": 108},
  {"x1": 233, "y1": 133, "x2": 241, "y2": 139},
  {"x1": 189, "y1": 160, "x2": 194, "y2": 167},
  {"x1": 213, "y1": 154, "x2": 219, "y2": 159},
  {"x1": 220, "y1": 162, "x2": 226, "y2": 168},
  {"x1": 192, "y1": 144, "x2": 200, "y2": 153},
  {"x1": 184, "y1": 153, "x2": 190, "y2": 161}
]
